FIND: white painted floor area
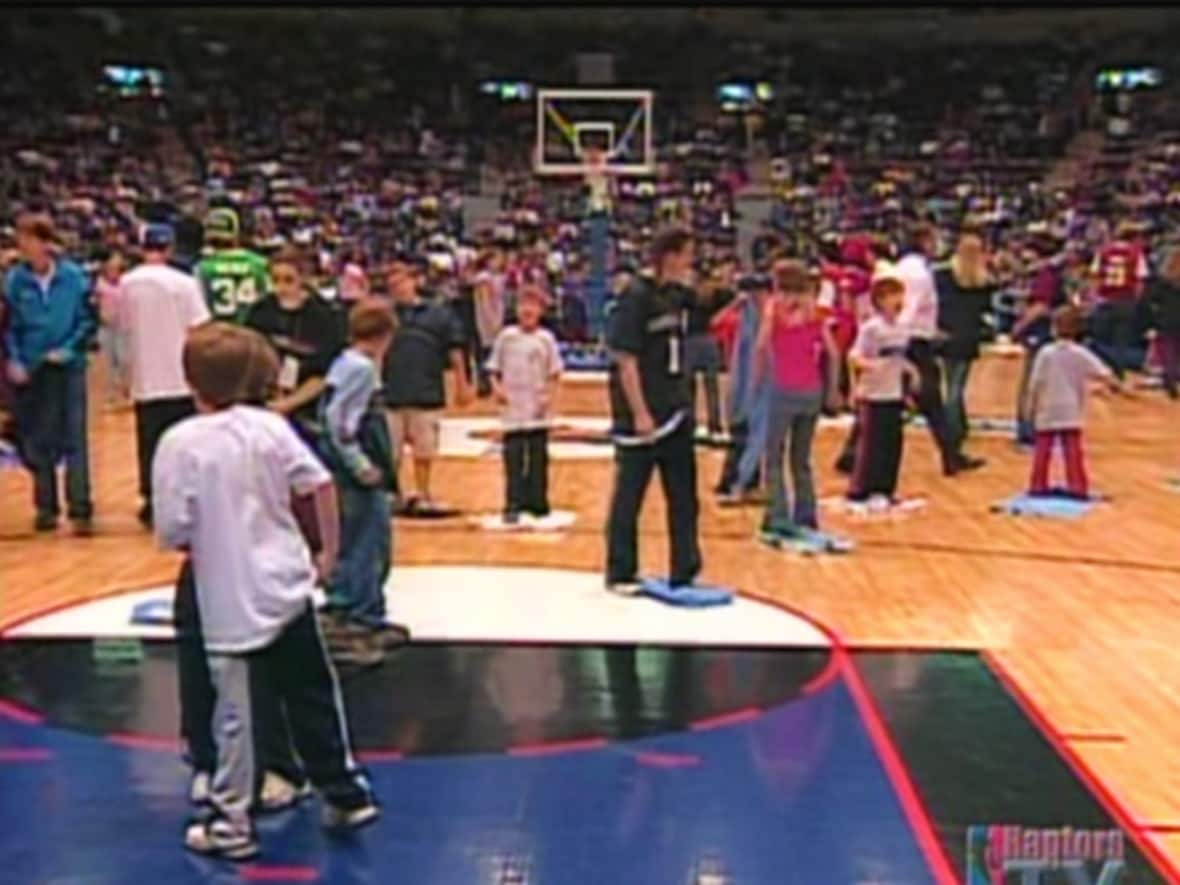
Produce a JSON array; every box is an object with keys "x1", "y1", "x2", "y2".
[{"x1": 5, "y1": 565, "x2": 831, "y2": 648}]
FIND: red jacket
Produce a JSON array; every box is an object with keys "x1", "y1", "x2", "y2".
[{"x1": 710, "y1": 297, "x2": 745, "y2": 367}]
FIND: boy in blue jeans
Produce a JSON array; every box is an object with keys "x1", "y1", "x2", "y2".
[
  {"x1": 319, "y1": 299, "x2": 407, "y2": 658},
  {"x1": 154, "y1": 322, "x2": 378, "y2": 860}
]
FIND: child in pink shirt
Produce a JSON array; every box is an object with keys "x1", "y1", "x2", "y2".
[{"x1": 754, "y1": 261, "x2": 839, "y2": 540}]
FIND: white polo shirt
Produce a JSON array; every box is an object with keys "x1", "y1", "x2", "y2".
[
  {"x1": 153, "y1": 406, "x2": 331, "y2": 654},
  {"x1": 895, "y1": 252, "x2": 939, "y2": 341},
  {"x1": 118, "y1": 262, "x2": 210, "y2": 402}
]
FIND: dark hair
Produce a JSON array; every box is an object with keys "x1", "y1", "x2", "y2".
[
  {"x1": 183, "y1": 322, "x2": 278, "y2": 409},
  {"x1": 1052, "y1": 304, "x2": 1084, "y2": 340},
  {"x1": 269, "y1": 245, "x2": 307, "y2": 276},
  {"x1": 772, "y1": 259, "x2": 811, "y2": 294},
  {"x1": 650, "y1": 227, "x2": 693, "y2": 268},
  {"x1": 909, "y1": 222, "x2": 937, "y2": 252},
  {"x1": 15, "y1": 212, "x2": 56, "y2": 243},
  {"x1": 348, "y1": 298, "x2": 397, "y2": 342}
]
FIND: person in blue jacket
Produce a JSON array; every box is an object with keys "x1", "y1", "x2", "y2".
[{"x1": 3, "y1": 212, "x2": 96, "y2": 534}]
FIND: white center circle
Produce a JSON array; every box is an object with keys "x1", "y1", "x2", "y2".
[{"x1": 4, "y1": 565, "x2": 831, "y2": 649}]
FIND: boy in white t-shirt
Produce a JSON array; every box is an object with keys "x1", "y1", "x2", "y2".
[
  {"x1": 486, "y1": 285, "x2": 563, "y2": 523},
  {"x1": 154, "y1": 323, "x2": 378, "y2": 861}
]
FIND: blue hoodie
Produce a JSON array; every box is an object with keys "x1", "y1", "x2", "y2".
[{"x1": 3, "y1": 258, "x2": 95, "y2": 373}]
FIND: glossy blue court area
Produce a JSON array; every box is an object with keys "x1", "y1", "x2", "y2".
[
  {"x1": 0, "y1": 646, "x2": 936, "y2": 885},
  {"x1": 0, "y1": 570, "x2": 1172, "y2": 884}
]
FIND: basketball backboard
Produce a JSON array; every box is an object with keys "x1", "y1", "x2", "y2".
[{"x1": 535, "y1": 88, "x2": 654, "y2": 176}]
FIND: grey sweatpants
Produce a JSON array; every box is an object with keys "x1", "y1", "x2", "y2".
[{"x1": 207, "y1": 655, "x2": 255, "y2": 833}]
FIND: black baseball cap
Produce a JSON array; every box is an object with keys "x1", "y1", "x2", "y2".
[{"x1": 737, "y1": 272, "x2": 771, "y2": 292}]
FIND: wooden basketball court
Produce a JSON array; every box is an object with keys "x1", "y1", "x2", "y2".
[{"x1": 3, "y1": 352, "x2": 1180, "y2": 871}]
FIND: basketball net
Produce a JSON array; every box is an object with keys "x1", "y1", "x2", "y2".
[{"x1": 584, "y1": 147, "x2": 612, "y2": 215}]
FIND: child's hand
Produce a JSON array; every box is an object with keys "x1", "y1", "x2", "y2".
[
  {"x1": 314, "y1": 550, "x2": 336, "y2": 585},
  {"x1": 357, "y1": 465, "x2": 382, "y2": 486}
]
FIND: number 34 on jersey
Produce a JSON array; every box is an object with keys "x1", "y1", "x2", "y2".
[{"x1": 196, "y1": 249, "x2": 271, "y2": 323}]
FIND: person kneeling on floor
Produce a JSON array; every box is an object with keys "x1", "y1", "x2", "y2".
[{"x1": 154, "y1": 322, "x2": 379, "y2": 861}]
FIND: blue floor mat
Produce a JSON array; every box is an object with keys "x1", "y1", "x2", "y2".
[
  {"x1": 639, "y1": 579, "x2": 734, "y2": 607},
  {"x1": 991, "y1": 493, "x2": 1098, "y2": 519}
]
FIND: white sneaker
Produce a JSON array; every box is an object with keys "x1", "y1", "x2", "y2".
[
  {"x1": 189, "y1": 771, "x2": 211, "y2": 806},
  {"x1": 184, "y1": 817, "x2": 259, "y2": 861},
  {"x1": 257, "y1": 770, "x2": 312, "y2": 814},
  {"x1": 867, "y1": 494, "x2": 891, "y2": 514},
  {"x1": 606, "y1": 581, "x2": 643, "y2": 597},
  {"x1": 322, "y1": 800, "x2": 381, "y2": 831}
]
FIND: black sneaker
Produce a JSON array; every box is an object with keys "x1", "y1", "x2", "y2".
[
  {"x1": 183, "y1": 816, "x2": 260, "y2": 861},
  {"x1": 944, "y1": 455, "x2": 986, "y2": 477},
  {"x1": 34, "y1": 514, "x2": 58, "y2": 533},
  {"x1": 71, "y1": 517, "x2": 95, "y2": 538}
]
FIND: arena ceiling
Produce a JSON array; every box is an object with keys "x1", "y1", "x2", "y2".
[{"x1": 77, "y1": 5, "x2": 1180, "y2": 45}]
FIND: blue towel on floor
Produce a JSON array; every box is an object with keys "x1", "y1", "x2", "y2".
[
  {"x1": 640, "y1": 579, "x2": 734, "y2": 607},
  {"x1": 130, "y1": 599, "x2": 175, "y2": 626},
  {"x1": 992, "y1": 493, "x2": 1095, "y2": 519}
]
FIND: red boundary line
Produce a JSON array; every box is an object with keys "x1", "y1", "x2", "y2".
[
  {"x1": 840, "y1": 651, "x2": 960, "y2": 884},
  {"x1": 688, "y1": 706, "x2": 762, "y2": 731},
  {"x1": 982, "y1": 650, "x2": 1180, "y2": 882},
  {"x1": 738, "y1": 590, "x2": 960, "y2": 885},
  {"x1": 0, "y1": 747, "x2": 52, "y2": 762},
  {"x1": 105, "y1": 732, "x2": 183, "y2": 753},
  {"x1": 239, "y1": 865, "x2": 320, "y2": 882},
  {"x1": 0, "y1": 698, "x2": 43, "y2": 726},
  {"x1": 507, "y1": 736, "x2": 608, "y2": 757}
]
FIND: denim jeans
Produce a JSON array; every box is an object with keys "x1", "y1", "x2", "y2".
[
  {"x1": 942, "y1": 357, "x2": 975, "y2": 451},
  {"x1": 325, "y1": 481, "x2": 392, "y2": 628},
  {"x1": 762, "y1": 388, "x2": 822, "y2": 530},
  {"x1": 734, "y1": 382, "x2": 771, "y2": 492},
  {"x1": 16, "y1": 364, "x2": 92, "y2": 521},
  {"x1": 685, "y1": 334, "x2": 723, "y2": 435}
]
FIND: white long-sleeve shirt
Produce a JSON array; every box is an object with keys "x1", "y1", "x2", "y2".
[{"x1": 895, "y1": 252, "x2": 939, "y2": 341}]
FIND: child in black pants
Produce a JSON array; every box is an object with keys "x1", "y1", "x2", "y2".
[
  {"x1": 155, "y1": 322, "x2": 377, "y2": 861},
  {"x1": 486, "y1": 285, "x2": 563, "y2": 523},
  {"x1": 847, "y1": 275, "x2": 919, "y2": 504}
]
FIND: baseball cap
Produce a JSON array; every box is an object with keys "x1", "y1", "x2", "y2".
[
  {"x1": 141, "y1": 223, "x2": 174, "y2": 250},
  {"x1": 737, "y1": 271, "x2": 771, "y2": 292},
  {"x1": 204, "y1": 207, "x2": 240, "y2": 242}
]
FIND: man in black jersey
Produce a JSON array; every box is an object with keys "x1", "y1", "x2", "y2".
[{"x1": 605, "y1": 228, "x2": 703, "y2": 595}]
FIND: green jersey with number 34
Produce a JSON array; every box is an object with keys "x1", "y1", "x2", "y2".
[{"x1": 196, "y1": 248, "x2": 271, "y2": 323}]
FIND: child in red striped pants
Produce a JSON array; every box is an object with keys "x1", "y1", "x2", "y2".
[{"x1": 1024, "y1": 305, "x2": 1129, "y2": 498}]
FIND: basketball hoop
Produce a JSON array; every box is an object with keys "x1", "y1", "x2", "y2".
[{"x1": 583, "y1": 147, "x2": 613, "y2": 215}]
